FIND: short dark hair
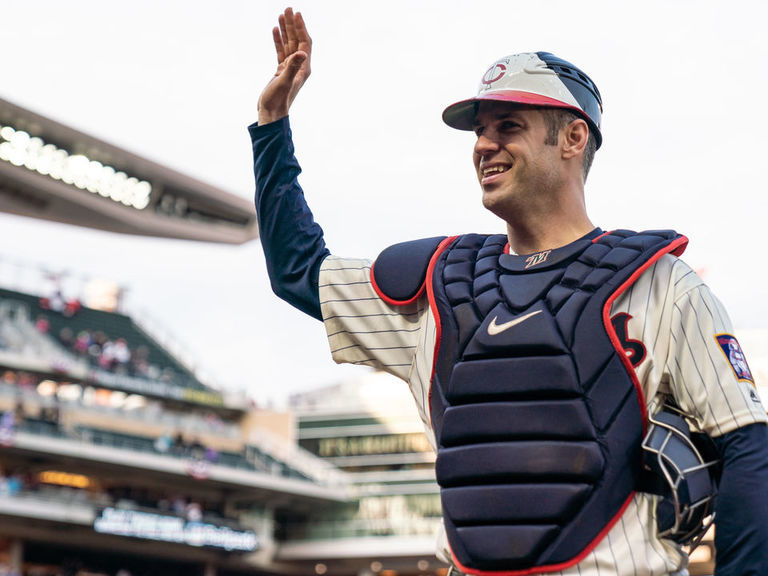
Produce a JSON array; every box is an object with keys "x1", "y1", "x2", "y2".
[{"x1": 540, "y1": 108, "x2": 597, "y2": 181}]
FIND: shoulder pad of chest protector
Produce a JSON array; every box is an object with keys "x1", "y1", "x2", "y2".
[{"x1": 371, "y1": 236, "x2": 448, "y2": 305}]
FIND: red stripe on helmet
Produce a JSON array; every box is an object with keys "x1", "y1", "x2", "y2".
[{"x1": 476, "y1": 90, "x2": 582, "y2": 111}]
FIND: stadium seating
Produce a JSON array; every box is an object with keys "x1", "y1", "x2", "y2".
[{"x1": 0, "y1": 287, "x2": 208, "y2": 391}]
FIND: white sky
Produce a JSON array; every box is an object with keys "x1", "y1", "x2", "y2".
[{"x1": 1, "y1": 0, "x2": 766, "y2": 407}]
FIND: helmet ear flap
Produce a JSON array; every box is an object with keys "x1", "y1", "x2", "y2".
[{"x1": 641, "y1": 403, "x2": 720, "y2": 549}]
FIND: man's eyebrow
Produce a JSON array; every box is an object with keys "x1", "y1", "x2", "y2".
[{"x1": 472, "y1": 110, "x2": 523, "y2": 127}]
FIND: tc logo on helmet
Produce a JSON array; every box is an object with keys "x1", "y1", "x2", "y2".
[{"x1": 482, "y1": 63, "x2": 506, "y2": 86}]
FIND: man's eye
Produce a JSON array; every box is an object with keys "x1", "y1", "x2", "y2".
[
  {"x1": 500, "y1": 121, "x2": 520, "y2": 130},
  {"x1": 473, "y1": 126, "x2": 484, "y2": 137}
]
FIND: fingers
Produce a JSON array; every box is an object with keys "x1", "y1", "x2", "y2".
[
  {"x1": 283, "y1": 8, "x2": 298, "y2": 55},
  {"x1": 261, "y1": 7, "x2": 311, "y2": 124},
  {"x1": 278, "y1": 11, "x2": 290, "y2": 56},
  {"x1": 275, "y1": 8, "x2": 312, "y2": 63},
  {"x1": 272, "y1": 26, "x2": 285, "y2": 65},
  {"x1": 294, "y1": 11, "x2": 312, "y2": 56}
]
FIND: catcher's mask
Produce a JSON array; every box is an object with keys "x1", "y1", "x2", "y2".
[{"x1": 641, "y1": 403, "x2": 720, "y2": 548}]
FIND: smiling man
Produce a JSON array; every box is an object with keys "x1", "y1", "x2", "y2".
[{"x1": 249, "y1": 8, "x2": 768, "y2": 576}]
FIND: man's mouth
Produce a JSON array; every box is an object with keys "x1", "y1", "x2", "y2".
[
  {"x1": 481, "y1": 165, "x2": 510, "y2": 177},
  {"x1": 480, "y1": 164, "x2": 512, "y2": 185}
]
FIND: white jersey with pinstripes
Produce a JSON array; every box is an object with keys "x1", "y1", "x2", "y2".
[{"x1": 318, "y1": 251, "x2": 767, "y2": 576}]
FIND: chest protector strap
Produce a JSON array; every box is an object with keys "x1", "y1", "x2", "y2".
[{"x1": 426, "y1": 230, "x2": 687, "y2": 575}]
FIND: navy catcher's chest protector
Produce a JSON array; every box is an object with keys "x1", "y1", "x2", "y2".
[{"x1": 422, "y1": 230, "x2": 686, "y2": 575}]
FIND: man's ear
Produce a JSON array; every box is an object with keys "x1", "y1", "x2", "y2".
[{"x1": 561, "y1": 119, "x2": 589, "y2": 160}]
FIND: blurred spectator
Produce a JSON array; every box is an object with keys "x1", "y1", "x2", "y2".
[
  {"x1": 73, "y1": 330, "x2": 92, "y2": 357},
  {"x1": 35, "y1": 314, "x2": 50, "y2": 334},
  {"x1": 62, "y1": 329, "x2": 169, "y2": 382},
  {"x1": 0, "y1": 471, "x2": 22, "y2": 496},
  {"x1": 39, "y1": 288, "x2": 81, "y2": 317},
  {"x1": 172, "y1": 495, "x2": 187, "y2": 516},
  {"x1": 41, "y1": 288, "x2": 66, "y2": 314},
  {"x1": 204, "y1": 446, "x2": 219, "y2": 464},
  {"x1": 17, "y1": 372, "x2": 35, "y2": 391},
  {"x1": 112, "y1": 338, "x2": 131, "y2": 373},
  {"x1": 172, "y1": 432, "x2": 186, "y2": 456},
  {"x1": 98, "y1": 339, "x2": 116, "y2": 371},
  {"x1": 0, "y1": 411, "x2": 16, "y2": 445},
  {"x1": 89, "y1": 331, "x2": 107, "y2": 365},
  {"x1": 188, "y1": 437, "x2": 205, "y2": 460},
  {"x1": 154, "y1": 432, "x2": 172, "y2": 454},
  {"x1": 186, "y1": 500, "x2": 202, "y2": 522},
  {"x1": 58, "y1": 327, "x2": 75, "y2": 349},
  {"x1": 160, "y1": 367, "x2": 175, "y2": 384},
  {"x1": 42, "y1": 404, "x2": 60, "y2": 427},
  {"x1": 131, "y1": 346, "x2": 150, "y2": 377},
  {"x1": 14, "y1": 400, "x2": 24, "y2": 423}
]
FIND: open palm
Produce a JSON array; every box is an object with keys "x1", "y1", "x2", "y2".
[{"x1": 258, "y1": 8, "x2": 312, "y2": 124}]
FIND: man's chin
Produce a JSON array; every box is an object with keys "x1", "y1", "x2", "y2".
[
  {"x1": 481, "y1": 189, "x2": 509, "y2": 215},
  {"x1": 481, "y1": 202, "x2": 510, "y2": 224}
]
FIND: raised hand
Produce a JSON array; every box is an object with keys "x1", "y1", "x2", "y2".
[{"x1": 258, "y1": 7, "x2": 312, "y2": 125}]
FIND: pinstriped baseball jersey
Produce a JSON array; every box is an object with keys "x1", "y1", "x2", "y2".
[{"x1": 319, "y1": 250, "x2": 767, "y2": 576}]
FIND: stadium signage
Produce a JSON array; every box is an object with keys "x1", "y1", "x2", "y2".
[
  {"x1": 91, "y1": 370, "x2": 224, "y2": 407},
  {"x1": 316, "y1": 433, "x2": 433, "y2": 457},
  {"x1": 94, "y1": 507, "x2": 258, "y2": 552}
]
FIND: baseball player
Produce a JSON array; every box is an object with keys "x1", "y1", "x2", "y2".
[{"x1": 251, "y1": 8, "x2": 768, "y2": 576}]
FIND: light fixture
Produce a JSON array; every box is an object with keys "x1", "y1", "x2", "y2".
[{"x1": 0, "y1": 123, "x2": 151, "y2": 210}]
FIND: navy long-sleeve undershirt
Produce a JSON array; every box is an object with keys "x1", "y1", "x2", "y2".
[
  {"x1": 249, "y1": 116, "x2": 328, "y2": 320},
  {"x1": 712, "y1": 422, "x2": 768, "y2": 575}
]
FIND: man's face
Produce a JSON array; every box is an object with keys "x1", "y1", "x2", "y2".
[{"x1": 472, "y1": 101, "x2": 562, "y2": 221}]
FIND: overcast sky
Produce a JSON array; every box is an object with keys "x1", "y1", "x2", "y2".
[{"x1": 1, "y1": 0, "x2": 766, "y2": 406}]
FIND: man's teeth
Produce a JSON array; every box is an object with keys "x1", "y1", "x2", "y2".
[{"x1": 483, "y1": 166, "x2": 508, "y2": 176}]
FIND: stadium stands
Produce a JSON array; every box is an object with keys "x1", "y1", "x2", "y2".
[
  {"x1": 0, "y1": 284, "x2": 354, "y2": 576},
  {"x1": 1, "y1": 286, "x2": 204, "y2": 392}
]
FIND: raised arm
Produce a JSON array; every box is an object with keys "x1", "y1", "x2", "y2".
[
  {"x1": 258, "y1": 8, "x2": 312, "y2": 125},
  {"x1": 251, "y1": 8, "x2": 328, "y2": 320}
]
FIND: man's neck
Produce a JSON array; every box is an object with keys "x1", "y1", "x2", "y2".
[{"x1": 506, "y1": 214, "x2": 595, "y2": 255}]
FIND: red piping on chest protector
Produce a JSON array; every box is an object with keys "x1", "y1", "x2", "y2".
[
  {"x1": 370, "y1": 260, "x2": 427, "y2": 306},
  {"x1": 449, "y1": 492, "x2": 635, "y2": 576},
  {"x1": 425, "y1": 236, "x2": 459, "y2": 403},
  {"x1": 602, "y1": 234, "x2": 688, "y2": 434}
]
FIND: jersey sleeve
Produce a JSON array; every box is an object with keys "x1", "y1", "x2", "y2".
[
  {"x1": 249, "y1": 117, "x2": 330, "y2": 320},
  {"x1": 664, "y1": 259, "x2": 767, "y2": 437},
  {"x1": 319, "y1": 256, "x2": 428, "y2": 382}
]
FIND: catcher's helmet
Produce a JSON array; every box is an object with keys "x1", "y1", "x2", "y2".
[
  {"x1": 642, "y1": 403, "x2": 720, "y2": 549},
  {"x1": 442, "y1": 52, "x2": 604, "y2": 148}
]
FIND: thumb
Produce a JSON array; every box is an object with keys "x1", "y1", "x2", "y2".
[{"x1": 283, "y1": 51, "x2": 308, "y2": 79}]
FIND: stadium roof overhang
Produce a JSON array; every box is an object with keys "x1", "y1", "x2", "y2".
[{"x1": 0, "y1": 96, "x2": 258, "y2": 244}]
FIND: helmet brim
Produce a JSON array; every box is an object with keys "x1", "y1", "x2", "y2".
[{"x1": 442, "y1": 90, "x2": 602, "y2": 148}]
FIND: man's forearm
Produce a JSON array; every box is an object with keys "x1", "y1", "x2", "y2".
[
  {"x1": 712, "y1": 423, "x2": 768, "y2": 575},
  {"x1": 250, "y1": 116, "x2": 329, "y2": 320}
]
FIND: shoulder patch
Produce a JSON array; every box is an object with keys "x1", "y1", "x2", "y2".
[
  {"x1": 371, "y1": 236, "x2": 447, "y2": 305},
  {"x1": 715, "y1": 333, "x2": 755, "y2": 384}
]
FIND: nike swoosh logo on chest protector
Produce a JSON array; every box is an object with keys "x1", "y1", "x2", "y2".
[{"x1": 487, "y1": 310, "x2": 543, "y2": 336}]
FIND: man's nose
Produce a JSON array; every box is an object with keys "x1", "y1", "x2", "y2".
[{"x1": 474, "y1": 132, "x2": 500, "y2": 156}]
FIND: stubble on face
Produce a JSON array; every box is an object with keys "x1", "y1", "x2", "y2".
[{"x1": 472, "y1": 105, "x2": 563, "y2": 223}]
